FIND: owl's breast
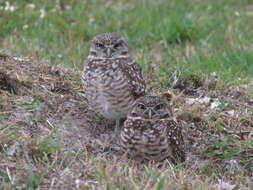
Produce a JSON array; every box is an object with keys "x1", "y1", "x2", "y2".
[
  {"x1": 83, "y1": 60, "x2": 135, "y2": 120},
  {"x1": 121, "y1": 118, "x2": 173, "y2": 161}
]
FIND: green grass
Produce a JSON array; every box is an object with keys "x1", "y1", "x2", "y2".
[{"x1": 1, "y1": 0, "x2": 253, "y2": 85}]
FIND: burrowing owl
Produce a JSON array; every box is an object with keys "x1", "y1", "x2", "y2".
[
  {"x1": 120, "y1": 95, "x2": 185, "y2": 163},
  {"x1": 82, "y1": 33, "x2": 146, "y2": 129}
]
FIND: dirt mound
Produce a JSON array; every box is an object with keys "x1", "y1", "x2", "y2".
[
  {"x1": 0, "y1": 56, "x2": 120, "y2": 158},
  {"x1": 0, "y1": 56, "x2": 252, "y2": 188}
]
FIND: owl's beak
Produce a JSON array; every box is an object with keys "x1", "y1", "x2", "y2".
[
  {"x1": 106, "y1": 48, "x2": 112, "y2": 57},
  {"x1": 148, "y1": 109, "x2": 152, "y2": 119}
]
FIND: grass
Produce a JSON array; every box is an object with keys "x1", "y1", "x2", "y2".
[
  {"x1": 0, "y1": 0, "x2": 253, "y2": 189},
  {"x1": 1, "y1": 0, "x2": 253, "y2": 84}
]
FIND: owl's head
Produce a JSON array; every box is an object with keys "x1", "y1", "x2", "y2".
[
  {"x1": 89, "y1": 33, "x2": 129, "y2": 59},
  {"x1": 129, "y1": 96, "x2": 173, "y2": 119}
]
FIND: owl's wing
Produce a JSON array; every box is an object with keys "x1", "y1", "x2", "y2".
[
  {"x1": 120, "y1": 59, "x2": 146, "y2": 97},
  {"x1": 161, "y1": 119, "x2": 185, "y2": 162},
  {"x1": 81, "y1": 59, "x2": 92, "y2": 88}
]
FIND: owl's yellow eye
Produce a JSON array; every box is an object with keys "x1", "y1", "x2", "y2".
[
  {"x1": 114, "y1": 42, "x2": 122, "y2": 49},
  {"x1": 137, "y1": 103, "x2": 146, "y2": 110},
  {"x1": 131, "y1": 113, "x2": 138, "y2": 117},
  {"x1": 96, "y1": 43, "x2": 104, "y2": 48},
  {"x1": 154, "y1": 104, "x2": 165, "y2": 111}
]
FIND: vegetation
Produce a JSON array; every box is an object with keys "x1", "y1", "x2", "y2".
[
  {"x1": 1, "y1": 0, "x2": 253, "y2": 83},
  {"x1": 0, "y1": 0, "x2": 253, "y2": 189}
]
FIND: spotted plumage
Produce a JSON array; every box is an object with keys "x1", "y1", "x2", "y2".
[
  {"x1": 120, "y1": 95, "x2": 185, "y2": 163},
  {"x1": 82, "y1": 33, "x2": 146, "y2": 128}
]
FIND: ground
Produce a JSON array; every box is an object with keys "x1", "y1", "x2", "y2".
[
  {"x1": 1, "y1": 0, "x2": 253, "y2": 189},
  {"x1": 0, "y1": 55, "x2": 252, "y2": 189}
]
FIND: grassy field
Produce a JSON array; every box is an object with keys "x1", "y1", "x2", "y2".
[
  {"x1": 0, "y1": 0, "x2": 253, "y2": 189},
  {"x1": 1, "y1": 0, "x2": 253, "y2": 84}
]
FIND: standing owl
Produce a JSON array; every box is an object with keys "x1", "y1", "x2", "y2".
[
  {"x1": 82, "y1": 33, "x2": 146, "y2": 130},
  {"x1": 120, "y1": 95, "x2": 185, "y2": 163}
]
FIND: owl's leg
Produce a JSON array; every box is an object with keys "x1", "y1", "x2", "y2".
[{"x1": 115, "y1": 119, "x2": 120, "y2": 133}]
